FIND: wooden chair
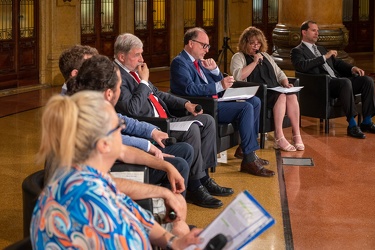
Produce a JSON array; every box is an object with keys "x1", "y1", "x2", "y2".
[{"x1": 295, "y1": 72, "x2": 362, "y2": 133}]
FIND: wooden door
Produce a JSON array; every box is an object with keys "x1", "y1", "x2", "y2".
[
  {"x1": 0, "y1": 0, "x2": 39, "y2": 90},
  {"x1": 81, "y1": 0, "x2": 119, "y2": 58},
  {"x1": 343, "y1": 0, "x2": 374, "y2": 52},
  {"x1": 184, "y1": 0, "x2": 218, "y2": 60},
  {"x1": 252, "y1": 0, "x2": 278, "y2": 54},
  {"x1": 134, "y1": 0, "x2": 170, "y2": 68}
]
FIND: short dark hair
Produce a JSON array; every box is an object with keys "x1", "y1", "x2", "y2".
[
  {"x1": 67, "y1": 55, "x2": 119, "y2": 96},
  {"x1": 300, "y1": 20, "x2": 317, "y2": 33},
  {"x1": 59, "y1": 45, "x2": 98, "y2": 81}
]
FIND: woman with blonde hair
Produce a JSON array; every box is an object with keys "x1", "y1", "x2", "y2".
[
  {"x1": 31, "y1": 91, "x2": 201, "y2": 249},
  {"x1": 230, "y1": 26, "x2": 304, "y2": 151}
]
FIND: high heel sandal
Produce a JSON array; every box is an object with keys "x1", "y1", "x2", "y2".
[
  {"x1": 292, "y1": 135, "x2": 305, "y2": 151},
  {"x1": 274, "y1": 136, "x2": 296, "y2": 152}
]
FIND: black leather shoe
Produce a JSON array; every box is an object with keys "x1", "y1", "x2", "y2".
[
  {"x1": 203, "y1": 178, "x2": 234, "y2": 197},
  {"x1": 347, "y1": 126, "x2": 366, "y2": 139},
  {"x1": 186, "y1": 186, "x2": 223, "y2": 208},
  {"x1": 240, "y1": 160, "x2": 275, "y2": 177},
  {"x1": 360, "y1": 123, "x2": 375, "y2": 134}
]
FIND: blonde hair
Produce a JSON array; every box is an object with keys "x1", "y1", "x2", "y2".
[
  {"x1": 38, "y1": 91, "x2": 112, "y2": 183},
  {"x1": 237, "y1": 26, "x2": 268, "y2": 53}
]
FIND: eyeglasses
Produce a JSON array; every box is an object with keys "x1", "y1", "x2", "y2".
[
  {"x1": 248, "y1": 41, "x2": 261, "y2": 47},
  {"x1": 192, "y1": 40, "x2": 211, "y2": 50},
  {"x1": 106, "y1": 118, "x2": 126, "y2": 136}
]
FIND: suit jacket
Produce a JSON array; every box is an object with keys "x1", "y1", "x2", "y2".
[
  {"x1": 114, "y1": 61, "x2": 188, "y2": 118},
  {"x1": 291, "y1": 42, "x2": 353, "y2": 78},
  {"x1": 170, "y1": 50, "x2": 223, "y2": 96}
]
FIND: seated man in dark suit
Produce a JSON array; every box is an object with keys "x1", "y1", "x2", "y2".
[
  {"x1": 170, "y1": 27, "x2": 274, "y2": 178},
  {"x1": 291, "y1": 20, "x2": 375, "y2": 139},
  {"x1": 114, "y1": 33, "x2": 234, "y2": 209}
]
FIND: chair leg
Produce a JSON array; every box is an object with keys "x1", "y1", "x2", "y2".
[
  {"x1": 260, "y1": 133, "x2": 266, "y2": 149},
  {"x1": 210, "y1": 166, "x2": 216, "y2": 173},
  {"x1": 357, "y1": 114, "x2": 362, "y2": 125},
  {"x1": 325, "y1": 119, "x2": 329, "y2": 133}
]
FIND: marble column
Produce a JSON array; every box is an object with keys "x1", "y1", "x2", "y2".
[{"x1": 272, "y1": 0, "x2": 353, "y2": 70}]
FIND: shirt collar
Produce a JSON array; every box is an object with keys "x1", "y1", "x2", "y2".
[
  {"x1": 115, "y1": 58, "x2": 131, "y2": 73},
  {"x1": 184, "y1": 49, "x2": 196, "y2": 63}
]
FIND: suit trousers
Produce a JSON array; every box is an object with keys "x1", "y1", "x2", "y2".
[
  {"x1": 217, "y1": 96, "x2": 261, "y2": 155},
  {"x1": 169, "y1": 114, "x2": 217, "y2": 180},
  {"x1": 149, "y1": 142, "x2": 193, "y2": 196},
  {"x1": 330, "y1": 75, "x2": 375, "y2": 120}
]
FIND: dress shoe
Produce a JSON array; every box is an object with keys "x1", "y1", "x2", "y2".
[
  {"x1": 234, "y1": 146, "x2": 243, "y2": 159},
  {"x1": 186, "y1": 185, "x2": 223, "y2": 208},
  {"x1": 203, "y1": 178, "x2": 234, "y2": 197},
  {"x1": 236, "y1": 147, "x2": 269, "y2": 166},
  {"x1": 360, "y1": 123, "x2": 375, "y2": 134},
  {"x1": 347, "y1": 126, "x2": 366, "y2": 139},
  {"x1": 292, "y1": 135, "x2": 305, "y2": 151},
  {"x1": 240, "y1": 160, "x2": 275, "y2": 177},
  {"x1": 255, "y1": 154, "x2": 269, "y2": 166}
]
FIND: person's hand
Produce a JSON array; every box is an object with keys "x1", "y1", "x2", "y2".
[
  {"x1": 200, "y1": 58, "x2": 217, "y2": 71},
  {"x1": 163, "y1": 193, "x2": 187, "y2": 223},
  {"x1": 172, "y1": 228, "x2": 203, "y2": 250},
  {"x1": 221, "y1": 75, "x2": 235, "y2": 90},
  {"x1": 283, "y1": 83, "x2": 294, "y2": 88},
  {"x1": 352, "y1": 66, "x2": 365, "y2": 76},
  {"x1": 151, "y1": 129, "x2": 169, "y2": 148},
  {"x1": 185, "y1": 102, "x2": 203, "y2": 116},
  {"x1": 253, "y1": 52, "x2": 263, "y2": 64},
  {"x1": 137, "y1": 63, "x2": 150, "y2": 82},
  {"x1": 148, "y1": 143, "x2": 164, "y2": 159},
  {"x1": 325, "y1": 50, "x2": 337, "y2": 59},
  {"x1": 165, "y1": 165, "x2": 186, "y2": 194}
]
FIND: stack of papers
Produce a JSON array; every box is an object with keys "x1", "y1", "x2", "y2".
[
  {"x1": 186, "y1": 190, "x2": 275, "y2": 250},
  {"x1": 218, "y1": 86, "x2": 259, "y2": 102},
  {"x1": 268, "y1": 86, "x2": 304, "y2": 93}
]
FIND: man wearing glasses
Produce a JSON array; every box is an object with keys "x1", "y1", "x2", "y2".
[
  {"x1": 114, "y1": 33, "x2": 234, "y2": 209},
  {"x1": 170, "y1": 27, "x2": 274, "y2": 178}
]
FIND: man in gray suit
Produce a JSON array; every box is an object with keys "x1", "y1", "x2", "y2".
[
  {"x1": 114, "y1": 33, "x2": 234, "y2": 209},
  {"x1": 291, "y1": 20, "x2": 375, "y2": 139}
]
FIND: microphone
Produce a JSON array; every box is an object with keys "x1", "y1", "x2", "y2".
[
  {"x1": 194, "y1": 104, "x2": 202, "y2": 113},
  {"x1": 168, "y1": 210, "x2": 177, "y2": 221},
  {"x1": 256, "y1": 50, "x2": 262, "y2": 65},
  {"x1": 161, "y1": 137, "x2": 176, "y2": 146},
  {"x1": 203, "y1": 234, "x2": 228, "y2": 250}
]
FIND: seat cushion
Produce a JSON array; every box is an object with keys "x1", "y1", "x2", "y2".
[{"x1": 218, "y1": 123, "x2": 235, "y2": 137}]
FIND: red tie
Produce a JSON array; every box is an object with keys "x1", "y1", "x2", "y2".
[
  {"x1": 129, "y1": 71, "x2": 167, "y2": 118},
  {"x1": 194, "y1": 60, "x2": 202, "y2": 76}
]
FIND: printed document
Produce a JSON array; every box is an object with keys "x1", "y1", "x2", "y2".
[
  {"x1": 186, "y1": 190, "x2": 275, "y2": 250},
  {"x1": 218, "y1": 86, "x2": 259, "y2": 102},
  {"x1": 268, "y1": 86, "x2": 304, "y2": 93},
  {"x1": 170, "y1": 120, "x2": 204, "y2": 131}
]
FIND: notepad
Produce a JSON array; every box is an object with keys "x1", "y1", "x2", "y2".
[
  {"x1": 218, "y1": 86, "x2": 259, "y2": 102},
  {"x1": 186, "y1": 190, "x2": 275, "y2": 250}
]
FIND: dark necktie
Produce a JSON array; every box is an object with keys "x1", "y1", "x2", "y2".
[
  {"x1": 129, "y1": 71, "x2": 168, "y2": 118},
  {"x1": 312, "y1": 45, "x2": 336, "y2": 78}
]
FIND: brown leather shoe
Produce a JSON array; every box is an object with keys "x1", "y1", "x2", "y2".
[
  {"x1": 234, "y1": 146, "x2": 243, "y2": 159},
  {"x1": 240, "y1": 160, "x2": 275, "y2": 177},
  {"x1": 255, "y1": 154, "x2": 269, "y2": 166}
]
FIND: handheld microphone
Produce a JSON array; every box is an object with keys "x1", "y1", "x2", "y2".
[
  {"x1": 256, "y1": 50, "x2": 263, "y2": 65},
  {"x1": 203, "y1": 233, "x2": 228, "y2": 250},
  {"x1": 161, "y1": 137, "x2": 176, "y2": 146},
  {"x1": 168, "y1": 210, "x2": 177, "y2": 221},
  {"x1": 194, "y1": 104, "x2": 202, "y2": 113}
]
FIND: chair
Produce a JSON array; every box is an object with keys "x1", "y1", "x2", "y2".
[
  {"x1": 295, "y1": 72, "x2": 362, "y2": 133},
  {"x1": 22, "y1": 164, "x2": 153, "y2": 238},
  {"x1": 3, "y1": 236, "x2": 32, "y2": 250}
]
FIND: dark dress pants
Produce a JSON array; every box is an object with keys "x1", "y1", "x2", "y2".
[
  {"x1": 217, "y1": 96, "x2": 261, "y2": 155},
  {"x1": 169, "y1": 114, "x2": 217, "y2": 180}
]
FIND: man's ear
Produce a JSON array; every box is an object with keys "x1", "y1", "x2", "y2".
[
  {"x1": 103, "y1": 89, "x2": 113, "y2": 102},
  {"x1": 70, "y1": 69, "x2": 79, "y2": 77}
]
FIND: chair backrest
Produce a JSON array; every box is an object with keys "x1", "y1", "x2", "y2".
[
  {"x1": 4, "y1": 236, "x2": 32, "y2": 250},
  {"x1": 22, "y1": 169, "x2": 44, "y2": 238}
]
